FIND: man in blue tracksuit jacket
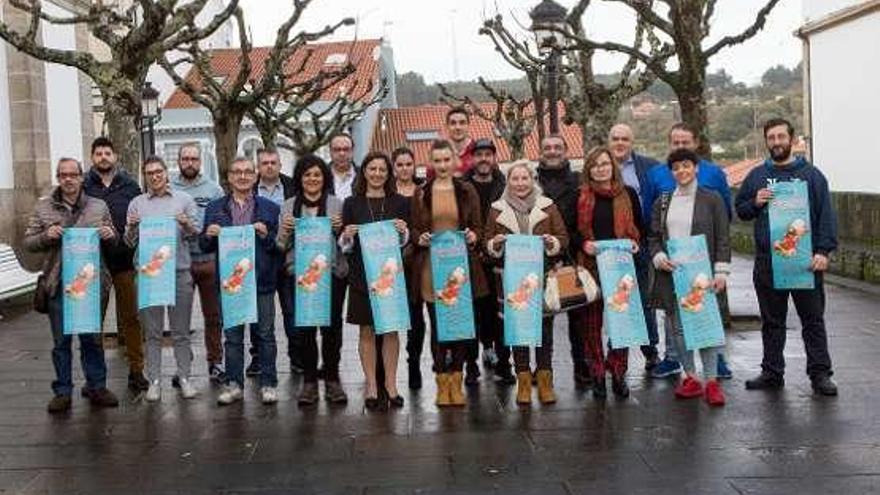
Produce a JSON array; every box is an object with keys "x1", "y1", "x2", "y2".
[
  {"x1": 645, "y1": 123, "x2": 734, "y2": 379},
  {"x1": 609, "y1": 124, "x2": 661, "y2": 368},
  {"x1": 735, "y1": 118, "x2": 838, "y2": 396}
]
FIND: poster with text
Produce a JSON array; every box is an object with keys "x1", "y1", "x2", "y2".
[
  {"x1": 431, "y1": 230, "x2": 475, "y2": 342},
  {"x1": 595, "y1": 239, "x2": 649, "y2": 349},
  {"x1": 668, "y1": 235, "x2": 726, "y2": 351},
  {"x1": 359, "y1": 220, "x2": 410, "y2": 334},
  {"x1": 769, "y1": 180, "x2": 814, "y2": 289},
  {"x1": 219, "y1": 226, "x2": 257, "y2": 329},
  {"x1": 62, "y1": 228, "x2": 101, "y2": 335},
  {"x1": 137, "y1": 217, "x2": 176, "y2": 309},
  {"x1": 503, "y1": 235, "x2": 544, "y2": 347},
  {"x1": 294, "y1": 217, "x2": 333, "y2": 327}
]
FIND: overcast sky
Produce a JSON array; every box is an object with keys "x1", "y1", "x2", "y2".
[{"x1": 238, "y1": 0, "x2": 804, "y2": 85}]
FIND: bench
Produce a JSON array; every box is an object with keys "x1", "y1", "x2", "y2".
[{"x1": 0, "y1": 243, "x2": 40, "y2": 301}]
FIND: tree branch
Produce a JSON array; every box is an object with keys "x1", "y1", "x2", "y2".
[{"x1": 704, "y1": 0, "x2": 781, "y2": 58}]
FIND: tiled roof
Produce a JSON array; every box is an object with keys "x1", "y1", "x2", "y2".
[
  {"x1": 165, "y1": 39, "x2": 383, "y2": 109},
  {"x1": 722, "y1": 158, "x2": 763, "y2": 188},
  {"x1": 370, "y1": 104, "x2": 584, "y2": 165}
]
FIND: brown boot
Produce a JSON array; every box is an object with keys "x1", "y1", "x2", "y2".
[
  {"x1": 435, "y1": 373, "x2": 452, "y2": 407},
  {"x1": 536, "y1": 369, "x2": 556, "y2": 404},
  {"x1": 448, "y1": 371, "x2": 466, "y2": 406},
  {"x1": 516, "y1": 371, "x2": 532, "y2": 405}
]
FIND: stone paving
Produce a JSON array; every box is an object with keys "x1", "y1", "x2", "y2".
[{"x1": 1, "y1": 255, "x2": 879, "y2": 494}]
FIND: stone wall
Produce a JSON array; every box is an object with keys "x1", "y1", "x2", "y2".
[{"x1": 730, "y1": 189, "x2": 880, "y2": 284}]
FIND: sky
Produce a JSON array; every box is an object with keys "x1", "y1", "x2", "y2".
[{"x1": 238, "y1": 0, "x2": 804, "y2": 85}]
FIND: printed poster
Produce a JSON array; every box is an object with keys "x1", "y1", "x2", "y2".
[
  {"x1": 219, "y1": 226, "x2": 258, "y2": 329},
  {"x1": 294, "y1": 217, "x2": 333, "y2": 327},
  {"x1": 502, "y1": 234, "x2": 543, "y2": 347},
  {"x1": 62, "y1": 228, "x2": 101, "y2": 335},
  {"x1": 430, "y1": 230, "x2": 475, "y2": 342},
  {"x1": 359, "y1": 220, "x2": 410, "y2": 334},
  {"x1": 769, "y1": 180, "x2": 815, "y2": 289},
  {"x1": 667, "y1": 235, "x2": 725, "y2": 351},
  {"x1": 595, "y1": 239, "x2": 649, "y2": 349},
  {"x1": 137, "y1": 217, "x2": 176, "y2": 309}
]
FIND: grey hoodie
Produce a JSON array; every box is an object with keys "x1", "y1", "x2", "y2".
[{"x1": 170, "y1": 171, "x2": 225, "y2": 262}]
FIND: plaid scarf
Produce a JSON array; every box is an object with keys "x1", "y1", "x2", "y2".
[{"x1": 577, "y1": 182, "x2": 640, "y2": 242}]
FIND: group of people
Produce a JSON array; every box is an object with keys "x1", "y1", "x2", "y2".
[{"x1": 26, "y1": 108, "x2": 839, "y2": 415}]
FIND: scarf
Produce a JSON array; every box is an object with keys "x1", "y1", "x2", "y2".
[
  {"x1": 503, "y1": 187, "x2": 538, "y2": 234},
  {"x1": 293, "y1": 192, "x2": 328, "y2": 217},
  {"x1": 577, "y1": 181, "x2": 640, "y2": 242}
]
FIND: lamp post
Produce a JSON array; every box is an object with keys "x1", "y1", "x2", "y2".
[
  {"x1": 530, "y1": 0, "x2": 568, "y2": 135},
  {"x1": 140, "y1": 82, "x2": 161, "y2": 157}
]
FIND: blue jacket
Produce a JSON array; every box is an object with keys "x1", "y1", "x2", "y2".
[
  {"x1": 735, "y1": 157, "x2": 838, "y2": 258},
  {"x1": 83, "y1": 167, "x2": 142, "y2": 272},
  {"x1": 627, "y1": 153, "x2": 660, "y2": 229},
  {"x1": 645, "y1": 159, "x2": 732, "y2": 220},
  {"x1": 200, "y1": 194, "x2": 280, "y2": 294}
]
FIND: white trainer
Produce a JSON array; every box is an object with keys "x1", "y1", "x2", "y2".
[
  {"x1": 217, "y1": 383, "x2": 243, "y2": 405},
  {"x1": 261, "y1": 386, "x2": 278, "y2": 404},
  {"x1": 179, "y1": 377, "x2": 197, "y2": 399},
  {"x1": 145, "y1": 380, "x2": 161, "y2": 402}
]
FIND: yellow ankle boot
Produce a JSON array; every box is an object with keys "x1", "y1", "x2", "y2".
[
  {"x1": 449, "y1": 371, "x2": 466, "y2": 406},
  {"x1": 536, "y1": 369, "x2": 557, "y2": 404},
  {"x1": 435, "y1": 373, "x2": 452, "y2": 407},
  {"x1": 516, "y1": 371, "x2": 532, "y2": 405}
]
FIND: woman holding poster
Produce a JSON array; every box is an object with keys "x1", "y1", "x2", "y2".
[
  {"x1": 276, "y1": 155, "x2": 348, "y2": 406},
  {"x1": 410, "y1": 140, "x2": 487, "y2": 408},
  {"x1": 576, "y1": 146, "x2": 642, "y2": 400},
  {"x1": 485, "y1": 161, "x2": 568, "y2": 406},
  {"x1": 649, "y1": 149, "x2": 731, "y2": 406},
  {"x1": 340, "y1": 152, "x2": 410, "y2": 410}
]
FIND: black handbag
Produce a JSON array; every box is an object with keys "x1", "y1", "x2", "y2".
[{"x1": 33, "y1": 274, "x2": 49, "y2": 314}]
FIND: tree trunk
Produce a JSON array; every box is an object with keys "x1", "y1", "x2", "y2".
[
  {"x1": 104, "y1": 102, "x2": 142, "y2": 178},
  {"x1": 676, "y1": 82, "x2": 711, "y2": 158},
  {"x1": 213, "y1": 114, "x2": 244, "y2": 189}
]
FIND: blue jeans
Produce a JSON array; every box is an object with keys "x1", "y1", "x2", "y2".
[
  {"x1": 47, "y1": 289, "x2": 107, "y2": 396},
  {"x1": 225, "y1": 293, "x2": 277, "y2": 387}
]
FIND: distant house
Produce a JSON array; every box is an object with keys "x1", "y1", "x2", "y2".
[
  {"x1": 370, "y1": 103, "x2": 585, "y2": 171},
  {"x1": 156, "y1": 39, "x2": 397, "y2": 179},
  {"x1": 798, "y1": 0, "x2": 880, "y2": 193},
  {"x1": 629, "y1": 97, "x2": 660, "y2": 120}
]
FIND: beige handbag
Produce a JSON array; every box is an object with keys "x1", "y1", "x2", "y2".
[{"x1": 544, "y1": 263, "x2": 600, "y2": 314}]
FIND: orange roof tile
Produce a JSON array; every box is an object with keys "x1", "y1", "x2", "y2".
[
  {"x1": 165, "y1": 39, "x2": 383, "y2": 109},
  {"x1": 370, "y1": 104, "x2": 584, "y2": 165},
  {"x1": 723, "y1": 158, "x2": 763, "y2": 188}
]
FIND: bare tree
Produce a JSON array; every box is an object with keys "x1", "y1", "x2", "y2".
[
  {"x1": 561, "y1": 0, "x2": 782, "y2": 156},
  {"x1": 0, "y1": 0, "x2": 239, "y2": 175},
  {"x1": 160, "y1": 0, "x2": 353, "y2": 182},
  {"x1": 439, "y1": 77, "x2": 535, "y2": 161}
]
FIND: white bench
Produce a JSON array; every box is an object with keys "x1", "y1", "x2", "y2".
[{"x1": 0, "y1": 243, "x2": 40, "y2": 301}]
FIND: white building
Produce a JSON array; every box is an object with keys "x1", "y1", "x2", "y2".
[{"x1": 798, "y1": 0, "x2": 880, "y2": 194}]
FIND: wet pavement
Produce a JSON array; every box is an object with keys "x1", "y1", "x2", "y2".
[{"x1": 1, "y1": 255, "x2": 879, "y2": 494}]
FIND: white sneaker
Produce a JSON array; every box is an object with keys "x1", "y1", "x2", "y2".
[
  {"x1": 261, "y1": 386, "x2": 278, "y2": 404},
  {"x1": 179, "y1": 377, "x2": 197, "y2": 399},
  {"x1": 145, "y1": 380, "x2": 161, "y2": 402},
  {"x1": 217, "y1": 383, "x2": 243, "y2": 405}
]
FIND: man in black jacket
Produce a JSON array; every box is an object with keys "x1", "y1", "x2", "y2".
[
  {"x1": 82, "y1": 137, "x2": 147, "y2": 393},
  {"x1": 463, "y1": 139, "x2": 512, "y2": 384},
  {"x1": 536, "y1": 134, "x2": 592, "y2": 387}
]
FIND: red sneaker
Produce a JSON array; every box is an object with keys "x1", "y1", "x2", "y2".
[
  {"x1": 674, "y1": 376, "x2": 703, "y2": 399},
  {"x1": 705, "y1": 380, "x2": 726, "y2": 406}
]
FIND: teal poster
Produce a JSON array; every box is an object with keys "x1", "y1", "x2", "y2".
[
  {"x1": 294, "y1": 217, "x2": 333, "y2": 327},
  {"x1": 137, "y1": 217, "x2": 176, "y2": 309},
  {"x1": 430, "y1": 230, "x2": 475, "y2": 342},
  {"x1": 667, "y1": 235, "x2": 725, "y2": 351},
  {"x1": 62, "y1": 228, "x2": 101, "y2": 335},
  {"x1": 359, "y1": 220, "x2": 410, "y2": 334},
  {"x1": 769, "y1": 180, "x2": 814, "y2": 289},
  {"x1": 502, "y1": 235, "x2": 543, "y2": 347},
  {"x1": 595, "y1": 239, "x2": 649, "y2": 349},
  {"x1": 219, "y1": 226, "x2": 257, "y2": 330}
]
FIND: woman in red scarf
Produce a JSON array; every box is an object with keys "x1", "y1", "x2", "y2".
[{"x1": 577, "y1": 146, "x2": 643, "y2": 400}]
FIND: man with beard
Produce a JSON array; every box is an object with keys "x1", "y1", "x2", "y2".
[
  {"x1": 536, "y1": 134, "x2": 592, "y2": 387},
  {"x1": 463, "y1": 139, "x2": 514, "y2": 385},
  {"x1": 643, "y1": 123, "x2": 734, "y2": 380},
  {"x1": 170, "y1": 144, "x2": 225, "y2": 383},
  {"x1": 83, "y1": 137, "x2": 147, "y2": 393},
  {"x1": 608, "y1": 124, "x2": 662, "y2": 372},
  {"x1": 736, "y1": 118, "x2": 838, "y2": 396},
  {"x1": 445, "y1": 107, "x2": 476, "y2": 176}
]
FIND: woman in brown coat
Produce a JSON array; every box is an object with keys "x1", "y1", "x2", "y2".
[
  {"x1": 484, "y1": 161, "x2": 569, "y2": 405},
  {"x1": 410, "y1": 140, "x2": 488, "y2": 407}
]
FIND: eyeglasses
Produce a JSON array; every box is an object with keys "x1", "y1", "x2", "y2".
[
  {"x1": 230, "y1": 169, "x2": 255, "y2": 177},
  {"x1": 144, "y1": 169, "x2": 166, "y2": 177},
  {"x1": 330, "y1": 147, "x2": 352, "y2": 152}
]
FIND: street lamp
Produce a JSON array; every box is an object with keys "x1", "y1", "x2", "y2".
[
  {"x1": 530, "y1": 0, "x2": 568, "y2": 135},
  {"x1": 141, "y1": 81, "x2": 161, "y2": 157}
]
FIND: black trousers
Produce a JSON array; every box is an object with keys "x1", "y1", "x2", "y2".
[
  {"x1": 753, "y1": 258, "x2": 832, "y2": 378},
  {"x1": 567, "y1": 307, "x2": 589, "y2": 371},
  {"x1": 405, "y1": 300, "x2": 427, "y2": 368},
  {"x1": 290, "y1": 275, "x2": 347, "y2": 383},
  {"x1": 427, "y1": 303, "x2": 471, "y2": 373}
]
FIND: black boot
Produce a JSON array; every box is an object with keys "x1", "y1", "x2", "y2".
[
  {"x1": 592, "y1": 377, "x2": 607, "y2": 399},
  {"x1": 811, "y1": 374, "x2": 838, "y2": 396},
  {"x1": 611, "y1": 376, "x2": 630, "y2": 398},
  {"x1": 745, "y1": 371, "x2": 784, "y2": 390},
  {"x1": 408, "y1": 362, "x2": 423, "y2": 390}
]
